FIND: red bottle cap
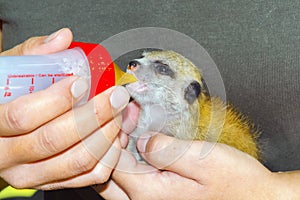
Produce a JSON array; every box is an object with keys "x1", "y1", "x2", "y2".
[{"x1": 69, "y1": 41, "x2": 115, "y2": 99}]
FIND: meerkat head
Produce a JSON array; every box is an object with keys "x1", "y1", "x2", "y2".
[
  {"x1": 125, "y1": 50, "x2": 207, "y2": 139},
  {"x1": 125, "y1": 50, "x2": 205, "y2": 108}
]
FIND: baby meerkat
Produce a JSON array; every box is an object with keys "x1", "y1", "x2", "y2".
[{"x1": 125, "y1": 50, "x2": 260, "y2": 161}]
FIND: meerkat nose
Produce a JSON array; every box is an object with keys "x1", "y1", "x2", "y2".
[{"x1": 128, "y1": 60, "x2": 141, "y2": 71}]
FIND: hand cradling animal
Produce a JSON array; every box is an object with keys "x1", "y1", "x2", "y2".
[{"x1": 125, "y1": 50, "x2": 260, "y2": 161}]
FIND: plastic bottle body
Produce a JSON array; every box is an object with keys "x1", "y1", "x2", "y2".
[{"x1": 0, "y1": 48, "x2": 91, "y2": 104}]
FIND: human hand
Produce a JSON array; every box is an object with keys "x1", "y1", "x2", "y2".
[
  {"x1": 0, "y1": 28, "x2": 130, "y2": 190},
  {"x1": 98, "y1": 133, "x2": 287, "y2": 200}
]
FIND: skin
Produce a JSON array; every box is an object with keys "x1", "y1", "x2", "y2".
[
  {"x1": 0, "y1": 28, "x2": 135, "y2": 190},
  {"x1": 98, "y1": 131, "x2": 300, "y2": 200}
]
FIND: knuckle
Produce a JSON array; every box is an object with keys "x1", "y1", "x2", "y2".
[
  {"x1": 47, "y1": 82, "x2": 73, "y2": 103},
  {"x1": 0, "y1": 36, "x2": 40, "y2": 56},
  {"x1": 1, "y1": 168, "x2": 35, "y2": 189},
  {"x1": 4, "y1": 103, "x2": 31, "y2": 132},
  {"x1": 38, "y1": 184, "x2": 64, "y2": 191},
  {"x1": 37, "y1": 126, "x2": 60, "y2": 155},
  {"x1": 10, "y1": 182, "x2": 26, "y2": 189},
  {"x1": 94, "y1": 109, "x2": 108, "y2": 126},
  {"x1": 8, "y1": 178, "x2": 31, "y2": 189},
  {"x1": 146, "y1": 135, "x2": 165, "y2": 153},
  {"x1": 93, "y1": 97, "x2": 112, "y2": 125},
  {"x1": 92, "y1": 170, "x2": 111, "y2": 184},
  {"x1": 21, "y1": 37, "x2": 40, "y2": 55},
  {"x1": 70, "y1": 150, "x2": 97, "y2": 175},
  {"x1": 103, "y1": 117, "x2": 122, "y2": 142}
]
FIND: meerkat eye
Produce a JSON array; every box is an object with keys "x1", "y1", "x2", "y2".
[{"x1": 153, "y1": 61, "x2": 175, "y2": 78}]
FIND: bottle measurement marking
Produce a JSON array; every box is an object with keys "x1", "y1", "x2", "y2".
[{"x1": 3, "y1": 73, "x2": 73, "y2": 98}]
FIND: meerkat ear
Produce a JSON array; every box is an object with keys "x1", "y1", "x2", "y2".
[{"x1": 184, "y1": 81, "x2": 201, "y2": 104}]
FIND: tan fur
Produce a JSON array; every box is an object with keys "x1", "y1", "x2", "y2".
[{"x1": 197, "y1": 94, "x2": 260, "y2": 159}]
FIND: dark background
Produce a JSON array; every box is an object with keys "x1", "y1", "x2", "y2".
[{"x1": 0, "y1": 0, "x2": 299, "y2": 199}]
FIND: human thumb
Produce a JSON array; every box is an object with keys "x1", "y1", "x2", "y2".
[
  {"x1": 136, "y1": 133, "x2": 195, "y2": 169},
  {"x1": 137, "y1": 133, "x2": 216, "y2": 181},
  {"x1": 1, "y1": 28, "x2": 73, "y2": 56}
]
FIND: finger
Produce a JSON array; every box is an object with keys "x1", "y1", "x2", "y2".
[
  {"x1": 114, "y1": 150, "x2": 156, "y2": 173},
  {"x1": 1, "y1": 86, "x2": 130, "y2": 167},
  {"x1": 118, "y1": 132, "x2": 129, "y2": 148},
  {"x1": 1, "y1": 115, "x2": 122, "y2": 188},
  {"x1": 95, "y1": 179, "x2": 129, "y2": 200},
  {"x1": 112, "y1": 151, "x2": 157, "y2": 199},
  {"x1": 138, "y1": 133, "x2": 266, "y2": 185},
  {"x1": 0, "y1": 28, "x2": 73, "y2": 56},
  {"x1": 0, "y1": 76, "x2": 87, "y2": 136},
  {"x1": 37, "y1": 139, "x2": 122, "y2": 190},
  {"x1": 112, "y1": 150, "x2": 203, "y2": 200},
  {"x1": 121, "y1": 102, "x2": 140, "y2": 135},
  {"x1": 137, "y1": 133, "x2": 214, "y2": 180},
  {"x1": 119, "y1": 102, "x2": 139, "y2": 148}
]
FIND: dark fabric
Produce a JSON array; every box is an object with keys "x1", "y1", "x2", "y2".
[
  {"x1": 44, "y1": 187, "x2": 103, "y2": 200},
  {"x1": 0, "y1": 0, "x2": 300, "y2": 199}
]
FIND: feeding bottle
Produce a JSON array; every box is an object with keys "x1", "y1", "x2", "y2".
[{"x1": 0, "y1": 42, "x2": 136, "y2": 104}]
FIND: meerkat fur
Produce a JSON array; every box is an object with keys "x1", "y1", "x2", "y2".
[{"x1": 125, "y1": 50, "x2": 260, "y2": 160}]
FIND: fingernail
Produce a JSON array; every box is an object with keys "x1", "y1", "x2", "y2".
[
  {"x1": 137, "y1": 133, "x2": 151, "y2": 153},
  {"x1": 44, "y1": 28, "x2": 62, "y2": 43},
  {"x1": 71, "y1": 78, "x2": 89, "y2": 99},
  {"x1": 110, "y1": 86, "x2": 130, "y2": 110}
]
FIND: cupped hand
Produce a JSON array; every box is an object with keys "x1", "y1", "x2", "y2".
[{"x1": 98, "y1": 133, "x2": 281, "y2": 200}]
